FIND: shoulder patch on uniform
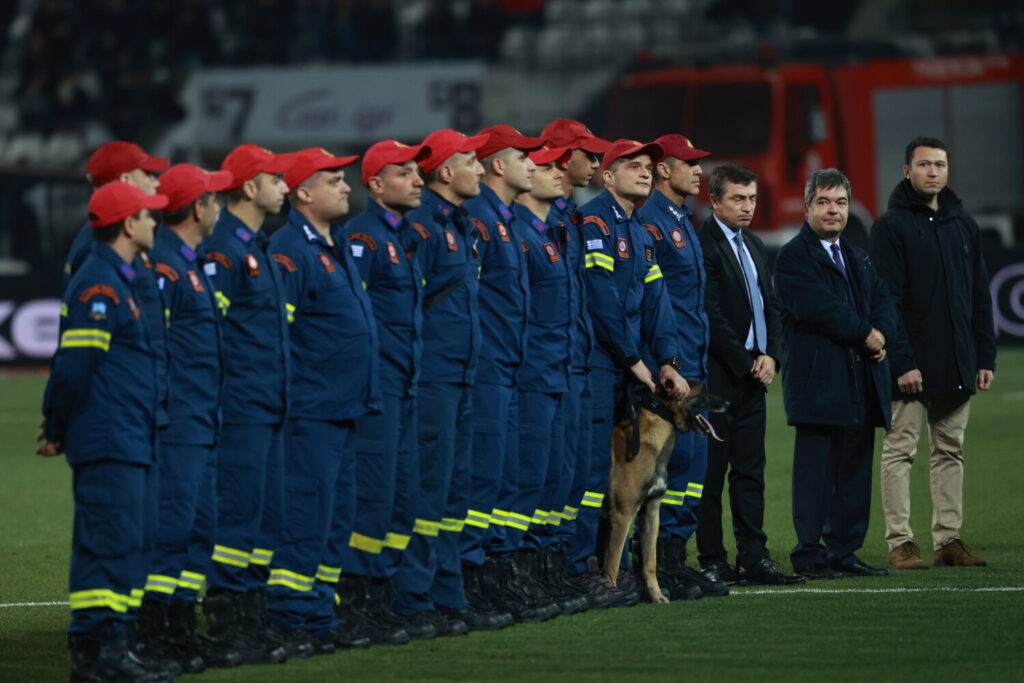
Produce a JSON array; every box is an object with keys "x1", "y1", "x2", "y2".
[
  {"x1": 207, "y1": 251, "x2": 232, "y2": 269},
  {"x1": 78, "y1": 284, "x2": 121, "y2": 305},
  {"x1": 583, "y1": 215, "x2": 610, "y2": 236},
  {"x1": 644, "y1": 224, "x2": 663, "y2": 241},
  {"x1": 155, "y1": 263, "x2": 179, "y2": 282},
  {"x1": 273, "y1": 253, "x2": 297, "y2": 272},
  {"x1": 347, "y1": 232, "x2": 378, "y2": 251},
  {"x1": 411, "y1": 222, "x2": 431, "y2": 240},
  {"x1": 471, "y1": 217, "x2": 491, "y2": 241}
]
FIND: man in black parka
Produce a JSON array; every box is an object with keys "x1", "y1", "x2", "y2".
[
  {"x1": 870, "y1": 137, "x2": 996, "y2": 570},
  {"x1": 775, "y1": 168, "x2": 897, "y2": 580}
]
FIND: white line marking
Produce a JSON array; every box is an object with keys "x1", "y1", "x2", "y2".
[
  {"x1": 0, "y1": 601, "x2": 67, "y2": 608},
  {"x1": 731, "y1": 586, "x2": 1024, "y2": 595}
]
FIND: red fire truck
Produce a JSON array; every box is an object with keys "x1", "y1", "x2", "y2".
[{"x1": 604, "y1": 53, "x2": 1024, "y2": 243}]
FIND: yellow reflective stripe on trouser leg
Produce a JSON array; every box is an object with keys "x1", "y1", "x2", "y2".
[
  {"x1": 69, "y1": 589, "x2": 128, "y2": 613},
  {"x1": 531, "y1": 509, "x2": 548, "y2": 526},
  {"x1": 211, "y1": 544, "x2": 250, "y2": 568},
  {"x1": 580, "y1": 491, "x2": 604, "y2": 508},
  {"x1": 440, "y1": 518, "x2": 465, "y2": 532},
  {"x1": 506, "y1": 512, "x2": 531, "y2": 531},
  {"x1": 490, "y1": 509, "x2": 509, "y2": 526},
  {"x1": 250, "y1": 548, "x2": 273, "y2": 566},
  {"x1": 316, "y1": 564, "x2": 341, "y2": 582},
  {"x1": 563, "y1": 504, "x2": 579, "y2": 521},
  {"x1": 413, "y1": 519, "x2": 440, "y2": 536},
  {"x1": 144, "y1": 574, "x2": 178, "y2": 595},
  {"x1": 127, "y1": 589, "x2": 144, "y2": 608},
  {"x1": 267, "y1": 568, "x2": 316, "y2": 592},
  {"x1": 662, "y1": 489, "x2": 686, "y2": 506},
  {"x1": 685, "y1": 482, "x2": 704, "y2": 499},
  {"x1": 177, "y1": 571, "x2": 205, "y2": 591},
  {"x1": 384, "y1": 532, "x2": 411, "y2": 550},
  {"x1": 349, "y1": 532, "x2": 385, "y2": 554},
  {"x1": 464, "y1": 509, "x2": 491, "y2": 529}
]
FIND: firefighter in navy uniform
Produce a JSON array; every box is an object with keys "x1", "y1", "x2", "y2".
[
  {"x1": 198, "y1": 144, "x2": 297, "y2": 664},
  {"x1": 38, "y1": 182, "x2": 173, "y2": 683},
  {"x1": 389, "y1": 129, "x2": 488, "y2": 637},
  {"x1": 266, "y1": 148, "x2": 379, "y2": 655},
  {"x1": 460, "y1": 125, "x2": 555, "y2": 625},
  {"x1": 568, "y1": 139, "x2": 689, "y2": 603},
  {"x1": 635, "y1": 134, "x2": 728, "y2": 600},
  {"x1": 141, "y1": 164, "x2": 242, "y2": 672},
  {"x1": 539, "y1": 120, "x2": 610, "y2": 593}
]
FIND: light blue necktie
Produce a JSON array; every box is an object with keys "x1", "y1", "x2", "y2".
[{"x1": 734, "y1": 231, "x2": 766, "y2": 354}]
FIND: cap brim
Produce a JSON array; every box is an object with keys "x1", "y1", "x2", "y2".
[
  {"x1": 512, "y1": 135, "x2": 546, "y2": 152},
  {"x1": 204, "y1": 170, "x2": 235, "y2": 193},
  {"x1": 265, "y1": 153, "x2": 297, "y2": 174},
  {"x1": 675, "y1": 147, "x2": 712, "y2": 161},
  {"x1": 579, "y1": 137, "x2": 613, "y2": 154},
  {"x1": 140, "y1": 155, "x2": 170, "y2": 173},
  {"x1": 457, "y1": 133, "x2": 490, "y2": 153},
  {"x1": 629, "y1": 142, "x2": 663, "y2": 162},
  {"x1": 530, "y1": 146, "x2": 572, "y2": 165},
  {"x1": 144, "y1": 194, "x2": 170, "y2": 210}
]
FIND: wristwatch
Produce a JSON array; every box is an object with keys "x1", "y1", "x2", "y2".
[{"x1": 661, "y1": 356, "x2": 681, "y2": 371}]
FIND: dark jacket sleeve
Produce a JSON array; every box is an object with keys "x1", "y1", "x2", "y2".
[
  {"x1": 773, "y1": 241, "x2": 872, "y2": 348},
  {"x1": 701, "y1": 233, "x2": 752, "y2": 379},
  {"x1": 869, "y1": 213, "x2": 917, "y2": 377},
  {"x1": 583, "y1": 218, "x2": 636, "y2": 366},
  {"x1": 967, "y1": 216, "x2": 997, "y2": 372},
  {"x1": 862, "y1": 252, "x2": 898, "y2": 344},
  {"x1": 640, "y1": 244, "x2": 679, "y2": 366}
]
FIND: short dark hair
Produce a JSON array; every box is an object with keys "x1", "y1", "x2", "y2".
[
  {"x1": 804, "y1": 168, "x2": 851, "y2": 205},
  {"x1": 708, "y1": 164, "x2": 758, "y2": 198},
  {"x1": 89, "y1": 218, "x2": 129, "y2": 244},
  {"x1": 163, "y1": 193, "x2": 213, "y2": 227},
  {"x1": 905, "y1": 136, "x2": 947, "y2": 165}
]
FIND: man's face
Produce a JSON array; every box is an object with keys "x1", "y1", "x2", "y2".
[
  {"x1": 805, "y1": 185, "x2": 849, "y2": 241},
  {"x1": 904, "y1": 146, "x2": 949, "y2": 200},
  {"x1": 378, "y1": 161, "x2": 423, "y2": 213},
  {"x1": 305, "y1": 168, "x2": 351, "y2": 221},
  {"x1": 449, "y1": 152, "x2": 484, "y2": 200},
  {"x1": 564, "y1": 149, "x2": 599, "y2": 187},
  {"x1": 127, "y1": 168, "x2": 159, "y2": 195},
  {"x1": 253, "y1": 172, "x2": 289, "y2": 214},
  {"x1": 129, "y1": 208, "x2": 156, "y2": 250},
  {"x1": 711, "y1": 181, "x2": 757, "y2": 229},
  {"x1": 529, "y1": 162, "x2": 564, "y2": 201},
  {"x1": 503, "y1": 149, "x2": 536, "y2": 194},
  {"x1": 197, "y1": 194, "x2": 221, "y2": 239},
  {"x1": 660, "y1": 157, "x2": 702, "y2": 197},
  {"x1": 606, "y1": 154, "x2": 653, "y2": 202}
]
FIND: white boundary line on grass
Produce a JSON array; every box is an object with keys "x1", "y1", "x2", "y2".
[{"x1": 2, "y1": 586, "x2": 1022, "y2": 608}]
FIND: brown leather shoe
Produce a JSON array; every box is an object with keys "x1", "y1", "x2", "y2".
[
  {"x1": 934, "y1": 539, "x2": 987, "y2": 567},
  {"x1": 888, "y1": 541, "x2": 928, "y2": 570}
]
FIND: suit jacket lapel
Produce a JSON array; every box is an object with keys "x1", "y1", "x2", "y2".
[{"x1": 708, "y1": 220, "x2": 746, "y2": 295}]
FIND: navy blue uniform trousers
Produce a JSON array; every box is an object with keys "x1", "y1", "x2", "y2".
[
  {"x1": 552, "y1": 372, "x2": 591, "y2": 552},
  {"x1": 506, "y1": 391, "x2": 564, "y2": 551}
]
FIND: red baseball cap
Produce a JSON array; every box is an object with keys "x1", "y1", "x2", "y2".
[
  {"x1": 220, "y1": 144, "x2": 295, "y2": 191},
  {"x1": 86, "y1": 141, "x2": 169, "y2": 188},
  {"x1": 283, "y1": 147, "x2": 359, "y2": 190},
  {"x1": 653, "y1": 134, "x2": 711, "y2": 162},
  {"x1": 361, "y1": 140, "x2": 431, "y2": 187},
  {"x1": 601, "y1": 139, "x2": 664, "y2": 173},
  {"x1": 541, "y1": 119, "x2": 612, "y2": 154},
  {"x1": 475, "y1": 124, "x2": 545, "y2": 160},
  {"x1": 159, "y1": 164, "x2": 234, "y2": 212},
  {"x1": 88, "y1": 181, "x2": 168, "y2": 227},
  {"x1": 529, "y1": 145, "x2": 572, "y2": 166},
  {"x1": 418, "y1": 129, "x2": 490, "y2": 174}
]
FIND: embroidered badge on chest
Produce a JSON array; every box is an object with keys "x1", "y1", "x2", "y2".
[
  {"x1": 319, "y1": 252, "x2": 336, "y2": 273},
  {"x1": 616, "y1": 237, "x2": 630, "y2": 259},
  {"x1": 544, "y1": 242, "x2": 560, "y2": 263},
  {"x1": 187, "y1": 270, "x2": 205, "y2": 292},
  {"x1": 645, "y1": 247, "x2": 653, "y2": 262},
  {"x1": 671, "y1": 229, "x2": 686, "y2": 248},
  {"x1": 387, "y1": 241, "x2": 400, "y2": 264},
  {"x1": 246, "y1": 253, "x2": 261, "y2": 276},
  {"x1": 445, "y1": 229, "x2": 459, "y2": 252},
  {"x1": 497, "y1": 222, "x2": 510, "y2": 242}
]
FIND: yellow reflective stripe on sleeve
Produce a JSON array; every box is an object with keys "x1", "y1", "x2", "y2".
[
  {"x1": 60, "y1": 303, "x2": 68, "y2": 317},
  {"x1": 349, "y1": 532, "x2": 385, "y2": 554},
  {"x1": 644, "y1": 265, "x2": 663, "y2": 283},
  {"x1": 249, "y1": 548, "x2": 273, "y2": 566},
  {"x1": 285, "y1": 302, "x2": 296, "y2": 324},
  {"x1": 506, "y1": 512, "x2": 532, "y2": 531},
  {"x1": 177, "y1": 571, "x2": 205, "y2": 591},
  {"x1": 465, "y1": 510, "x2": 491, "y2": 529},
  {"x1": 440, "y1": 517, "x2": 465, "y2": 532},
  {"x1": 490, "y1": 509, "x2": 509, "y2": 526},
  {"x1": 164, "y1": 308, "x2": 171, "y2": 327},
  {"x1": 69, "y1": 589, "x2": 128, "y2": 613},
  {"x1": 215, "y1": 291, "x2": 230, "y2": 316},
  {"x1": 59, "y1": 329, "x2": 112, "y2": 351},
  {"x1": 580, "y1": 491, "x2": 605, "y2": 508},
  {"x1": 267, "y1": 568, "x2": 316, "y2": 592},
  {"x1": 144, "y1": 574, "x2": 178, "y2": 595},
  {"x1": 127, "y1": 588, "x2": 144, "y2": 608},
  {"x1": 413, "y1": 519, "x2": 440, "y2": 536},
  {"x1": 212, "y1": 544, "x2": 250, "y2": 568},
  {"x1": 316, "y1": 564, "x2": 341, "y2": 582},
  {"x1": 662, "y1": 489, "x2": 686, "y2": 506},
  {"x1": 362, "y1": 281, "x2": 368, "y2": 290},
  {"x1": 584, "y1": 252, "x2": 615, "y2": 271},
  {"x1": 384, "y1": 532, "x2": 411, "y2": 550},
  {"x1": 685, "y1": 482, "x2": 704, "y2": 499}
]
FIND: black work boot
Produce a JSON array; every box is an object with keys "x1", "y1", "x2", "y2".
[
  {"x1": 69, "y1": 625, "x2": 173, "y2": 683},
  {"x1": 334, "y1": 575, "x2": 410, "y2": 646},
  {"x1": 459, "y1": 564, "x2": 515, "y2": 629},
  {"x1": 510, "y1": 551, "x2": 562, "y2": 617},
  {"x1": 567, "y1": 557, "x2": 641, "y2": 609},
  {"x1": 203, "y1": 590, "x2": 287, "y2": 665},
  {"x1": 649, "y1": 538, "x2": 702, "y2": 601},
  {"x1": 662, "y1": 538, "x2": 728, "y2": 598},
  {"x1": 537, "y1": 549, "x2": 589, "y2": 615},
  {"x1": 167, "y1": 601, "x2": 242, "y2": 669},
  {"x1": 240, "y1": 591, "x2": 314, "y2": 659},
  {"x1": 133, "y1": 600, "x2": 188, "y2": 676},
  {"x1": 476, "y1": 556, "x2": 551, "y2": 623},
  {"x1": 365, "y1": 577, "x2": 436, "y2": 641}
]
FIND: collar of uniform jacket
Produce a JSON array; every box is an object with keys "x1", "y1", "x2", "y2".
[{"x1": 648, "y1": 187, "x2": 690, "y2": 224}]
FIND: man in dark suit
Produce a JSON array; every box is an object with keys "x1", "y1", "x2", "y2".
[
  {"x1": 696, "y1": 165, "x2": 804, "y2": 586},
  {"x1": 774, "y1": 168, "x2": 897, "y2": 580}
]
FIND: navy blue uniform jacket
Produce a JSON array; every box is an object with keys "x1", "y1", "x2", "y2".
[
  {"x1": 551, "y1": 196, "x2": 593, "y2": 373},
  {"x1": 774, "y1": 224, "x2": 897, "y2": 429}
]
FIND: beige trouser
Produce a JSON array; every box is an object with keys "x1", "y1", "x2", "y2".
[{"x1": 880, "y1": 393, "x2": 971, "y2": 551}]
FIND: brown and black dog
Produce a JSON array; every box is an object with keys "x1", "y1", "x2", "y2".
[{"x1": 603, "y1": 381, "x2": 727, "y2": 603}]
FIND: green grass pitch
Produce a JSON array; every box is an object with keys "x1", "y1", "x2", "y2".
[{"x1": 2, "y1": 351, "x2": 1023, "y2": 681}]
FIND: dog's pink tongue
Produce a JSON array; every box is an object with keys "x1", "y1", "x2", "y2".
[{"x1": 696, "y1": 414, "x2": 723, "y2": 442}]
